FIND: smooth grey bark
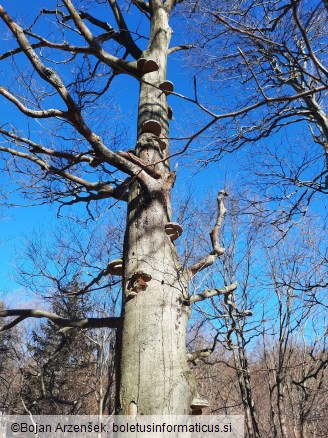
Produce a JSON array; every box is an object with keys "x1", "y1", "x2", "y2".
[
  {"x1": 116, "y1": 3, "x2": 197, "y2": 415},
  {"x1": 0, "y1": 1, "x2": 231, "y2": 417}
]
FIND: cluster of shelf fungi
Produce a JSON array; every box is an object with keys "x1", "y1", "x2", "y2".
[
  {"x1": 107, "y1": 224, "x2": 183, "y2": 277},
  {"x1": 137, "y1": 56, "x2": 174, "y2": 151},
  {"x1": 108, "y1": 53, "x2": 180, "y2": 290},
  {"x1": 110, "y1": 59, "x2": 208, "y2": 415},
  {"x1": 107, "y1": 223, "x2": 209, "y2": 413}
]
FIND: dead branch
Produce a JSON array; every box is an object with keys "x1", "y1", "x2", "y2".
[
  {"x1": 187, "y1": 190, "x2": 228, "y2": 278},
  {"x1": 189, "y1": 283, "x2": 238, "y2": 304},
  {"x1": 0, "y1": 309, "x2": 120, "y2": 331},
  {"x1": 168, "y1": 44, "x2": 196, "y2": 54}
]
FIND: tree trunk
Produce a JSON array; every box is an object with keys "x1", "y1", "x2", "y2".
[
  {"x1": 277, "y1": 380, "x2": 288, "y2": 438},
  {"x1": 233, "y1": 336, "x2": 261, "y2": 438},
  {"x1": 116, "y1": 4, "x2": 197, "y2": 415}
]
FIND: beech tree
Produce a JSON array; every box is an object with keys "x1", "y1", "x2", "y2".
[
  {"x1": 0, "y1": 0, "x2": 327, "y2": 418},
  {"x1": 0, "y1": 0, "x2": 237, "y2": 415}
]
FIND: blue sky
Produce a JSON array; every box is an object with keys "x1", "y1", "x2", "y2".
[
  {"x1": 0, "y1": 2, "x2": 114, "y2": 293},
  {"x1": 0, "y1": 1, "x2": 327, "y2": 308},
  {"x1": 0, "y1": 1, "x2": 225, "y2": 298}
]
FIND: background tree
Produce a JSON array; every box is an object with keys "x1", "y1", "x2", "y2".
[
  {"x1": 182, "y1": 193, "x2": 327, "y2": 437},
  {"x1": 22, "y1": 286, "x2": 99, "y2": 414},
  {"x1": 183, "y1": 0, "x2": 328, "y2": 225},
  {"x1": 13, "y1": 220, "x2": 121, "y2": 415},
  {"x1": 0, "y1": 301, "x2": 24, "y2": 414}
]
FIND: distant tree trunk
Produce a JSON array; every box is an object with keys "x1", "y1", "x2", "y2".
[
  {"x1": 233, "y1": 341, "x2": 261, "y2": 438},
  {"x1": 276, "y1": 378, "x2": 288, "y2": 438}
]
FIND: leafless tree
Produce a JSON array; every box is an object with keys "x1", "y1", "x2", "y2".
[
  {"x1": 184, "y1": 196, "x2": 327, "y2": 437},
  {"x1": 255, "y1": 220, "x2": 327, "y2": 438},
  {"x1": 183, "y1": 0, "x2": 328, "y2": 225},
  {"x1": 0, "y1": 0, "x2": 327, "y2": 418},
  {"x1": 0, "y1": 300, "x2": 26, "y2": 414}
]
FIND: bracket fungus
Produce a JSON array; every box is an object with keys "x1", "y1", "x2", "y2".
[
  {"x1": 130, "y1": 271, "x2": 152, "y2": 289},
  {"x1": 190, "y1": 397, "x2": 209, "y2": 415},
  {"x1": 159, "y1": 80, "x2": 174, "y2": 95},
  {"x1": 127, "y1": 271, "x2": 152, "y2": 299},
  {"x1": 107, "y1": 259, "x2": 123, "y2": 276},
  {"x1": 137, "y1": 58, "x2": 159, "y2": 75},
  {"x1": 165, "y1": 222, "x2": 183, "y2": 241},
  {"x1": 141, "y1": 119, "x2": 162, "y2": 137}
]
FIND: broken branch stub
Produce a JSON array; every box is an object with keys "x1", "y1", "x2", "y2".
[{"x1": 157, "y1": 134, "x2": 167, "y2": 151}]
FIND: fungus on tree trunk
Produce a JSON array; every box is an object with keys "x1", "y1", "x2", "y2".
[
  {"x1": 137, "y1": 58, "x2": 159, "y2": 75},
  {"x1": 190, "y1": 397, "x2": 209, "y2": 415},
  {"x1": 107, "y1": 259, "x2": 123, "y2": 276},
  {"x1": 165, "y1": 222, "x2": 183, "y2": 241},
  {"x1": 141, "y1": 119, "x2": 162, "y2": 137},
  {"x1": 126, "y1": 271, "x2": 152, "y2": 298},
  {"x1": 159, "y1": 80, "x2": 174, "y2": 95}
]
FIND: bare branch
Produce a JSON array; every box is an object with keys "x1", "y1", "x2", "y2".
[
  {"x1": 291, "y1": 0, "x2": 328, "y2": 78},
  {"x1": 0, "y1": 87, "x2": 66, "y2": 118},
  {"x1": 0, "y1": 144, "x2": 101, "y2": 191},
  {"x1": 187, "y1": 190, "x2": 228, "y2": 277},
  {"x1": 107, "y1": 0, "x2": 142, "y2": 59},
  {"x1": 61, "y1": 9, "x2": 141, "y2": 57},
  {"x1": 117, "y1": 151, "x2": 162, "y2": 179},
  {"x1": 60, "y1": 0, "x2": 138, "y2": 75},
  {"x1": 0, "y1": 38, "x2": 90, "y2": 61},
  {"x1": 0, "y1": 128, "x2": 90, "y2": 163},
  {"x1": 211, "y1": 12, "x2": 284, "y2": 48},
  {"x1": 131, "y1": 0, "x2": 150, "y2": 14},
  {"x1": 168, "y1": 44, "x2": 196, "y2": 55},
  {"x1": 0, "y1": 8, "x2": 158, "y2": 187},
  {"x1": 0, "y1": 309, "x2": 120, "y2": 331},
  {"x1": 292, "y1": 355, "x2": 328, "y2": 387},
  {"x1": 187, "y1": 331, "x2": 220, "y2": 364},
  {"x1": 189, "y1": 283, "x2": 238, "y2": 304},
  {"x1": 187, "y1": 349, "x2": 212, "y2": 364}
]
